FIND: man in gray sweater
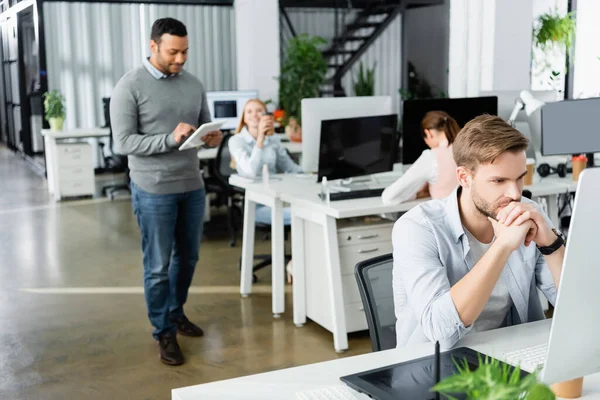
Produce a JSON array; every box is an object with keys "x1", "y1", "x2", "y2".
[{"x1": 110, "y1": 17, "x2": 221, "y2": 366}]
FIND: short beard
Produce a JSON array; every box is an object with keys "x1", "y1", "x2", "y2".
[{"x1": 471, "y1": 184, "x2": 520, "y2": 221}]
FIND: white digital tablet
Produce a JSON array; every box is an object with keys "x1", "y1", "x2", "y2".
[{"x1": 178, "y1": 120, "x2": 225, "y2": 151}]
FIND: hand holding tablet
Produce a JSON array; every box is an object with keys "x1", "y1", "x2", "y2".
[{"x1": 178, "y1": 120, "x2": 225, "y2": 151}]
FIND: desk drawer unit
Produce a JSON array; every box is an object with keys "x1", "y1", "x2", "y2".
[
  {"x1": 305, "y1": 220, "x2": 394, "y2": 334},
  {"x1": 55, "y1": 143, "x2": 94, "y2": 198}
]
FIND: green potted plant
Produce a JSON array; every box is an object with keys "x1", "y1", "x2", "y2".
[
  {"x1": 532, "y1": 9, "x2": 577, "y2": 92},
  {"x1": 432, "y1": 356, "x2": 555, "y2": 400},
  {"x1": 278, "y1": 34, "x2": 327, "y2": 136},
  {"x1": 43, "y1": 90, "x2": 66, "y2": 131},
  {"x1": 353, "y1": 61, "x2": 376, "y2": 96}
]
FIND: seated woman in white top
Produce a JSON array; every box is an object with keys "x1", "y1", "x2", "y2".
[
  {"x1": 228, "y1": 99, "x2": 303, "y2": 226},
  {"x1": 381, "y1": 111, "x2": 460, "y2": 205}
]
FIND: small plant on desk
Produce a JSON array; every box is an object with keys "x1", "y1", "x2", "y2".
[
  {"x1": 432, "y1": 355, "x2": 555, "y2": 400},
  {"x1": 44, "y1": 90, "x2": 66, "y2": 131}
]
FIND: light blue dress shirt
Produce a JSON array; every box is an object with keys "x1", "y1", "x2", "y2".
[{"x1": 392, "y1": 187, "x2": 557, "y2": 349}]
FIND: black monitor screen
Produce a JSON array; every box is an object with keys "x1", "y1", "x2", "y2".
[
  {"x1": 541, "y1": 97, "x2": 600, "y2": 156},
  {"x1": 401, "y1": 97, "x2": 498, "y2": 164},
  {"x1": 213, "y1": 100, "x2": 237, "y2": 118},
  {"x1": 318, "y1": 114, "x2": 398, "y2": 182}
]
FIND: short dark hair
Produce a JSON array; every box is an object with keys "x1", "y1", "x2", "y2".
[{"x1": 151, "y1": 18, "x2": 187, "y2": 43}]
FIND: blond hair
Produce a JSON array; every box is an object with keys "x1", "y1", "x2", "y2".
[
  {"x1": 235, "y1": 99, "x2": 268, "y2": 133},
  {"x1": 231, "y1": 99, "x2": 269, "y2": 169},
  {"x1": 453, "y1": 115, "x2": 529, "y2": 171}
]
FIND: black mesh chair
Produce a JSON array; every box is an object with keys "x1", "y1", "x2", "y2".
[
  {"x1": 354, "y1": 253, "x2": 396, "y2": 352},
  {"x1": 100, "y1": 97, "x2": 130, "y2": 200},
  {"x1": 211, "y1": 132, "x2": 245, "y2": 246},
  {"x1": 211, "y1": 133, "x2": 290, "y2": 282}
]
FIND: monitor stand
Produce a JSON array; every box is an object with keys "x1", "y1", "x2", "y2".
[{"x1": 586, "y1": 153, "x2": 595, "y2": 168}]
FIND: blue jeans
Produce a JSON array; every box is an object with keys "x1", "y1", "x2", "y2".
[
  {"x1": 255, "y1": 205, "x2": 292, "y2": 226},
  {"x1": 131, "y1": 181, "x2": 205, "y2": 340}
]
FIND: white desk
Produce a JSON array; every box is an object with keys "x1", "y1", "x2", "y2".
[
  {"x1": 229, "y1": 172, "x2": 423, "y2": 321},
  {"x1": 230, "y1": 172, "x2": 575, "y2": 352},
  {"x1": 172, "y1": 319, "x2": 600, "y2": 399},
  {"x1": 41, "y1": 128, "x2": 110, "y2": 201},
  {"x1": 198, "y1": 134, "x2": 302, "y2": 160},
  {"x1": 281, "y1": 175, "x2": 571, "y2": 352}
]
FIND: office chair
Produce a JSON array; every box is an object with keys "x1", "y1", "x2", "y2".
[
  {"x1": 100, "y1": 97, "x2": 131, "y2": 200},
  {"x1": 212, "y1": 132, "x2": 291, "y2": 282},
  {"x1": 211, "y1": 132, "x2": 245, "y2": 246},
  {"x1": 354, "y1": 253, "x2": 396, "y2": 352}
]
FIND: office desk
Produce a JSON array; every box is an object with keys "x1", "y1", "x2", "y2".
[
  {"x1": 41, "y1": 128, "x2": 110, "y2": 201},
  {"x1": 229, "y1": 174, "x2": 290, "y2": 318},
  {"x1": 198, "y1": 134, "x2": 302, "y2": 160},
  {"x1": 172, "y1": 319, "x2": 600, "y2": 399},
  {"x1": 229, "y1": 172, "x2": 422, "y2": 321},
  {"x1": 280, "y1": 176, "x2": 570, "y2": 352},
  {"x1": 230, "y1": 173, "x2": 574, "y2": 352}
]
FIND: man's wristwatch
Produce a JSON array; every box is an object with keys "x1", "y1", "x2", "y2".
[{"x1": 537, "y1": 228, "x2": 566, "y2": 255}]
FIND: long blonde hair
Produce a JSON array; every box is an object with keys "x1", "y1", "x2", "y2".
[
  {"x1": 235, "y1": 99, "x2": 268, "y2": 133},
  {"x1": 231, "y1": 99, "x2": 269, "y2": 169}
]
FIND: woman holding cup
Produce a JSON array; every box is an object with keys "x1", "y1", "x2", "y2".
[
  {"x1": 228, "y1": 100, "x2": 302, "y2": 282},
  {"x1": 229, "y1": 99, "x2": 302, "y2": 179}
]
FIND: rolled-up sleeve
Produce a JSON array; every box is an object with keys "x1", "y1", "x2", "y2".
[{"x1": 393, "y1": 217, "x2": 472, "y2": 348}]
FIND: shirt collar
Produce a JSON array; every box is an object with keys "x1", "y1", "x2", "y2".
[
  {"x1": 240, "y1": 127, "x2": 271, "y2": 145},
  {"x1": 446, "y1": 186, "x2": 467, "y2": 243},
  {"x1": 143, "y1": 57, "x2": 180, "y2": 79}
]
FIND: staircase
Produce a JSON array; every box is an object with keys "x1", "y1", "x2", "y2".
[
  {"x1": 320, "y1": 2, "x2": 404, "y2": 97},
  {"x1": 279, "y1": 0, "x2": 444, "y2": 98}
]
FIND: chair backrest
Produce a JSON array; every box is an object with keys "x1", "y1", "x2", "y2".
[
  {"x1": 214, "y1": 132, "x2": 236, "y2": 186},
  {"x1": 354, "y1": 253, "x2": 396, "y2": 352}
]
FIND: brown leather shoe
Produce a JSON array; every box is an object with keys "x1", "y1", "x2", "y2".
[
  {"x1": 171, "y1": 315, "x2": 204, "y2": 337},
  {"x1": 158, "y1": 332, "x2": 184, "y2": 366}
]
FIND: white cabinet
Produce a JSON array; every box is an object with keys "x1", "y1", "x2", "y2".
[
  {"x1": 304, "y1": 218, "x2": 393, "y2": 335},
  {"x1": 54, "y1": 143, "x2": 94, "y2": 198},
  {"x1": 42, "y1": 129, "x2": 110, "y2": 201}
]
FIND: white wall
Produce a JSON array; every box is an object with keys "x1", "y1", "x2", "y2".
[
  {"x1": 573, "y1": 0, "x2": 600, "y2": 99},
  {"x1": 490, "y1": 0, "x2": 533, "y2": 91},
  {"x1": 449, "y1": 0, "x2": 533, "y2": 97},
  {"x1": 43, "y1": 2, "x2": 236, "y2": 129},
  {"x1": 235, "y1": 0, "x2": 280, "y2": 104}
]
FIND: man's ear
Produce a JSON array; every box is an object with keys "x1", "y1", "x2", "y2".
[
  {"x1": 457, "y1": 166, "x2": 472, "y2": 188},
  {"x1": 150, "y1": 40, "x2": 159, "y2": 55}
]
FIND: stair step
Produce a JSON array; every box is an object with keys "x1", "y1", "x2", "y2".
[
  {"x1": 323, "y1": 49, "x2": 356, "y2": 56},
  {"x1": 333, "y1": 36, "x2": 370, "y2": 42},
  {"x1": 347, "y1": 22, "x2": 379, "y2": 29}
]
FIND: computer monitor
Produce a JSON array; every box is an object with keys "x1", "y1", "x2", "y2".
[
  {"x1": 206, "y1": 90, "x2": 259, "y2": 131},
  {"x1": 401, "y1": 96, "x2": 498, "y2": 165},
  {"x1": 301, "y1": 96, "x2": 394, "y2": 173},
  {"x1": 317, "y1": 114, "x2": 398, "y2": 182},
  {"x1": 541, "y1": 97, "x2": 600, "y2": 157}
]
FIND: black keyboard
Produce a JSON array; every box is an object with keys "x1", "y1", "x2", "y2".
[{"x1": 328, "y1": 188, "x2": 384, "y2": 201}]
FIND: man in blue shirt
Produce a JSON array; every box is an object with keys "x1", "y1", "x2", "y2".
[{"x1": 393, "y1": 115, "x2": 565, "y2": 349}]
